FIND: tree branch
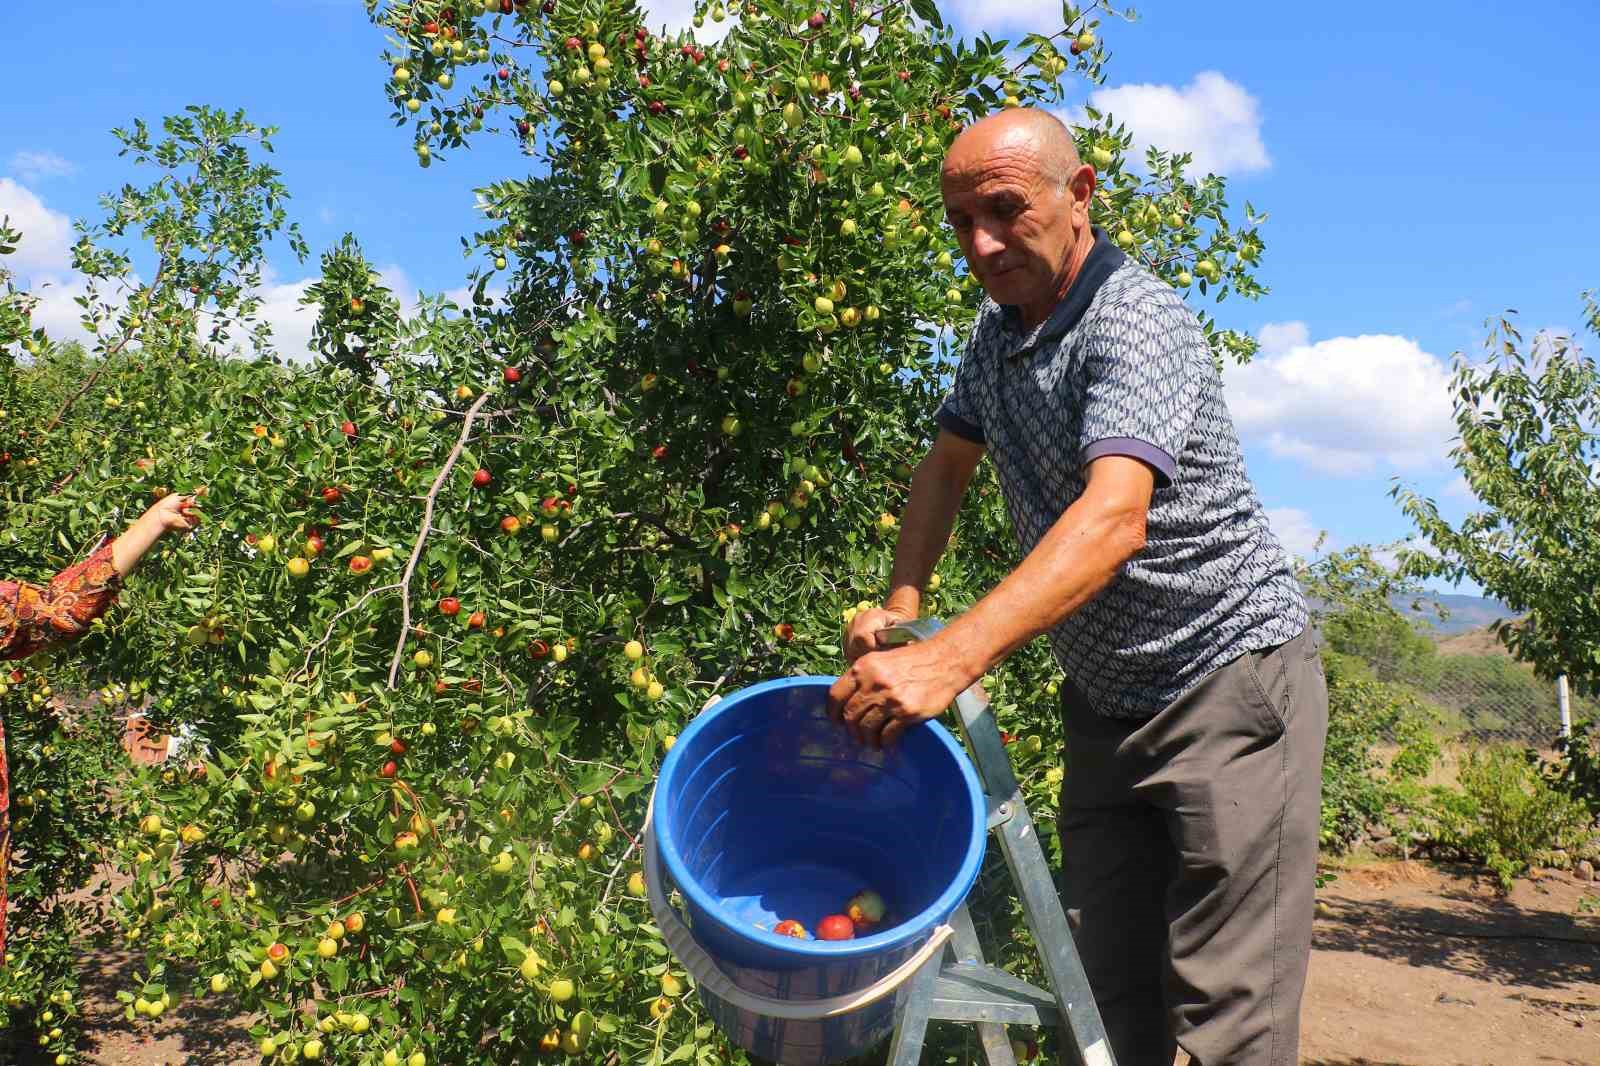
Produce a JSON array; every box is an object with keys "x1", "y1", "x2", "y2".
[
  {"x1": 303, "y1": 582, "x2": 403, "y2": 679},
  {"x1": 387, "y1": 390, "x2": 494, "y2": 688}
]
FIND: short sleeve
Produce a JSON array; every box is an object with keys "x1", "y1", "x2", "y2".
[
  {"x1": 1076, "y1": 298, "x2": 1207, "y2": 488},
  {"x1": 934, "y1": 337, "x2": 988, "y2": 446}
]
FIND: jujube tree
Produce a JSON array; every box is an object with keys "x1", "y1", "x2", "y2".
[{"x1": 0, "y1": 0, "x2": 1271, "y2": 1062}]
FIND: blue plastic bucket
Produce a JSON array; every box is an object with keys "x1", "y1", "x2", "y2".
[{"x1": 645, "y1": 676, "x2": 987, "y2": 1065}]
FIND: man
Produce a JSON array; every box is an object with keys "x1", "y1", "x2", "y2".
[{"x1": 825, "y1": 108, "x2": 1327, "y2": 1066}]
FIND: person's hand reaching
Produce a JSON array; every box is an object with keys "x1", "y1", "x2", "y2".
[
  {"x1": 113, "y1": 491, "x2": 203, "y2": 576},
  {"x1": 145, "y1": 492, "x2": 203, "y2": 533}
]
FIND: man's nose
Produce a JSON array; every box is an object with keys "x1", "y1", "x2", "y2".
[{"x1": 970, "y1": 222, "x2": 1006, "y2": 261}]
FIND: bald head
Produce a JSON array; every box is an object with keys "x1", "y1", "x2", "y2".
[
  {"x1": 943, "y1": 108, "x2": 1082, "y2": 191},
  {"x1": 939, "y1": 107, "x2": 1097, "y2": 329}
]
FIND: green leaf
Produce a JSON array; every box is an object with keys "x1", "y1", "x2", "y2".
[
  {"x1": 612, "y1": 773, "x2": 650, "y2": 801},
  {"x1": 908, "y1": 0, "x2": 943, "y2": 27}
]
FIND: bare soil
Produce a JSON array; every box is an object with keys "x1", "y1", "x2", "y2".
[
  {"x1": 1293, "y1": 859, "x2": 1600, "y2": 1066},
  {"x1": 31, "y1": 943, "x2": 261, "y2": 1066},
  {"x1": 16, "y1": 860, "x2": 1600, "y2": 1065}
]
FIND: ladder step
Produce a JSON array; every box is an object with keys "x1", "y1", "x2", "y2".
[{"x1": 924, "y1": 963, "x2": 1063, "y2": 1027}]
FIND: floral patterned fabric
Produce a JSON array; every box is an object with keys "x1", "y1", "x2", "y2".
[
  {"x1": 0, "y1": 537, "x2": 121, "y2": 961},
  {"x1": 1, "y1": 538, "x2": 122, "y2": 660}
]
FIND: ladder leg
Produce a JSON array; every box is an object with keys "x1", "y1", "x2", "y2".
[
  {"x1": 951, "y1": 688, "x2": 1116, "y2": 1066},
  {"x1": 947, "y1": 903, "x2": 984, "y2": 962},
  {"x1": 876, "y1": 623, "x2": 1116, "y2": 1066},
  {"x1": 991, "y1": 799, "x2": 1114, "y2": 1066},
  {"x1": 886, "y1": 945, "x2": 943, "y2": 1066},
  {"x1": 949, "y1": 905, "x2": 1019, "y2": 1066}
]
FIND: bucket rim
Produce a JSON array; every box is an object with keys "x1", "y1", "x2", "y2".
[{"x1": 653, "y1": 674, "x2": 987, "y2": 961}]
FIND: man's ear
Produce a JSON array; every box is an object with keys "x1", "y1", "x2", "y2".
[{"x1": 1066, "y1": 163, "x2": 1096, "y2": 220}]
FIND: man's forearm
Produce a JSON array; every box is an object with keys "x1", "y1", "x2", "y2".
[
  {"x1": 934, "y1": 482, "x2": 1147, "y2": 687},
  {"x1": 884, "y1": 461, "x2": 969, "y2": 618}
]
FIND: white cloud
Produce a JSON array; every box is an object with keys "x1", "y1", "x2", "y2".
[
  {"x1": 0, "y1": 176, "x2": 451, "y2": 365},
  {"x1": 241, "y1": 263, "x2": 419, "y2": 363},
  {"x1": 1223, "y1": 331, "x2": 1456, "y2": 477},
  {"x1": 1532, "y1": 324, "x2": 1578, "y2": 356},
  {"x1": 0, "y1": 178, "x2": 75, "y2": 278},
  {"x1": 378, "y1": 265, "x2": 420, "y2": 313},
  {"x1": 28, "y1": 276, "x2": 99, "y2": 341},
  {"x1": 1443, "y1": 474, "x2": 1476, "y2": 502},
  {"x1": 248, "y1": 271, "x2": 321, "y2": 362},
  {"x1": 8, "y1": 151, "x2": 77, "y2": 183},
  {"x1": 1078, "y1": 71, "x2": 1270, "y2": 176},
  {"x1": 638, "y1": 0, "x2": 734, "y2": 43},
  {"x1": 442, "y1": 283, "x2": 506, "y2": 309},
  {"x1": 0, "y1": 179, "x2": 106, "y2": 348},
  {"x1": 1265, "y1": 507, "x2": 1329, "y2": 560},
  {"x1": 1257, "y1": 320, "x2": 1308, "y2": 356}
]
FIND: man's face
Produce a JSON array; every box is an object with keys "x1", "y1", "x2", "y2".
[{"x1": 941, "y1": 134, "x2": 1085, "y2": 313}]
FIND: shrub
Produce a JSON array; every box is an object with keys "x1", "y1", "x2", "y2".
[
  {"x1": 1538, "y1": 718, "x2": 1600, "y2": 817},
  {"x1": 1319, "y1": 652, "x2": 1438, "y2": 854},
  {"x1": 1422, "y1": 744, "x2": 1592, "y2": 889}
]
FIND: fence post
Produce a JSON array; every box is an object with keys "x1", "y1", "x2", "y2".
[{"x1": 1557, "y1": 674, "x2": 1572, "y2": 739}]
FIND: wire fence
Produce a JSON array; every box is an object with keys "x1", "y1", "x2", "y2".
[{"x1": 1397, "y1": 658, "x2": 1589, "y2": 748}]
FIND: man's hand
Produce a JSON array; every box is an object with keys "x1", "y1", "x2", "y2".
[
  {"x1": 843, "y1": 605, "x2": 916, "y2": 663},
  {"x1": 827, "y1": 639, "x2": 970, "y2": 749}
]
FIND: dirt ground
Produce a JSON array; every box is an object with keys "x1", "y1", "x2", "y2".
[
  {"x1": 1291, "y1": 859, "x2": 1600, "y2": 1066},
  {"x1": 17, "y1": 860, "x2": 1600, "y2": 1065}
]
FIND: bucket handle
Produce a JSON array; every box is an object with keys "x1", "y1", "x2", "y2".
[{"x1": 642, "y1": 789, "x2": 953, "y2": 1021}]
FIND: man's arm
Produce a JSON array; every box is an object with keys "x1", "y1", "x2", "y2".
[
  {"x1": 830, "y1": 454, "x2": 1154, "y2": 747},
  {"x1": 887, "y1": 430, "x2": 988, "y2": 617},
  {"x1": 937, "y1": 455, "x2": 1153, "y2": 680},
  {"x1": 843, "y1": 429, "x2": 985, "y2": 660}
]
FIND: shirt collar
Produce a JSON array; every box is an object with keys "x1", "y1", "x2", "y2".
[{"x1": 996, "y1": 227, "x2": 1125, "y2": 360}]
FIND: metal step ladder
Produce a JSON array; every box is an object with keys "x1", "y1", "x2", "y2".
[{"x1": 879, "y1": 621, "x2": 1116, "y2": 1066}]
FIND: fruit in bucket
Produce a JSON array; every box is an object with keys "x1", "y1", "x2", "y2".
[
  {"x1": 816, "y1": 914, "x2": 855, "y2": 941},
  {"x1": 772, "y1": 919, "x2": 809, "y2": 939},
  {"x1": 846, "y1": 889, "x2": 887, "y2": 931}
]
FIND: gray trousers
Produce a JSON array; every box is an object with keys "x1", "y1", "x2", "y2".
[{"x1": 1056, "y1": 628, "x2": 1328, "y2": 1066}]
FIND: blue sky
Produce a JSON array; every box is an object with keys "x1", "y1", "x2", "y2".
[{"x1": 4, "y1": 0, "x2": 1597, "y2": 590}]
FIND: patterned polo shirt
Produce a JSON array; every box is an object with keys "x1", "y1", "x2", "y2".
[{"x1": 936, "y1": 229, "x2": 1307, "y2": 718}]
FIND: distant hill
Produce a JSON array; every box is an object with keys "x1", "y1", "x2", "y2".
[
  {"x1": 1435, "y1": 626, "x2": 1515, "y2": 658},
  {"x1": 1302, "y1": 590, "x2": 1512, "y2": 638},
  {"x1": 1392, "y1": 592, "x2": 1515, "y2": 638}
]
